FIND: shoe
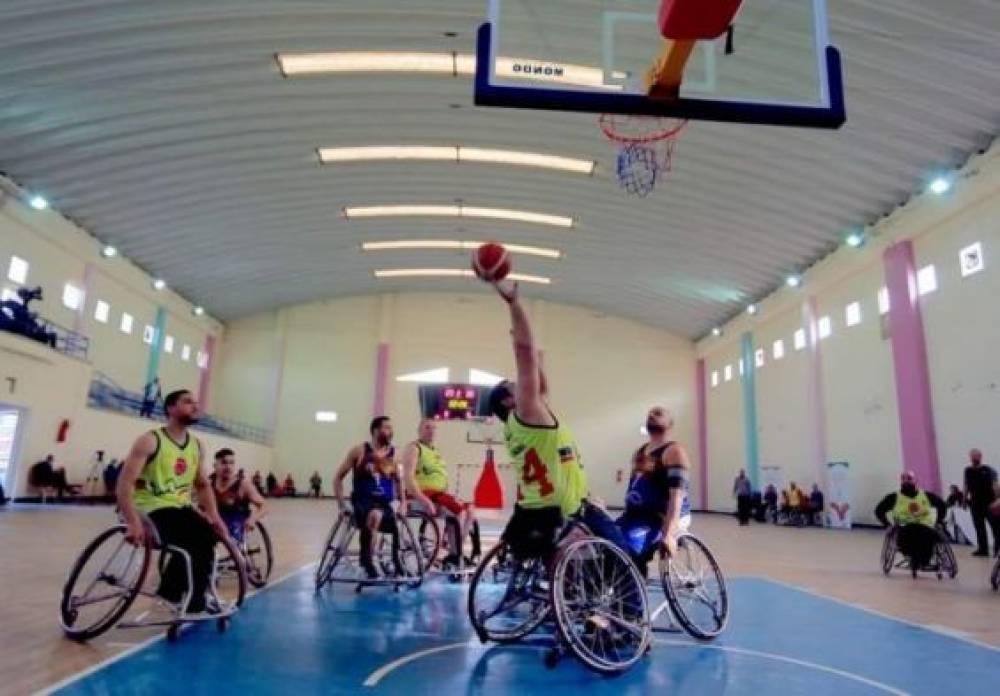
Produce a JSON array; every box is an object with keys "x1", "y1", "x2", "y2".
[{"x1": 972, "y1": 550, "x2": 989, "y2": 557}]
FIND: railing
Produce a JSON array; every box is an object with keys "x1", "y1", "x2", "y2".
[
  {"x1": 87, "y1": 372, "x2": 273, "y2": 446},
  {"x1": 0, "y1": 312, "x2": 90, "y2": 360}
]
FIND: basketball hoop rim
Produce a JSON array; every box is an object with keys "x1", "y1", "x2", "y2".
[{"x1": 599, "y1": 113, "x2": 688, "y2": 145}]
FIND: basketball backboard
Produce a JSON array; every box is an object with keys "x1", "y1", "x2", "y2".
[{"x1": 475, "y1": 0, "x2": 845, "y2": 128}]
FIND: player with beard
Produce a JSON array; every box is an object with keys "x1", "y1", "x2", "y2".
[{"x1": 117, "y1": 389, "x2": 229, "y2": 613}]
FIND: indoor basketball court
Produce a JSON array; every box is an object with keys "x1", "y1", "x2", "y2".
[{"x1": 1, "y1": 1, "x2": 999, "y2": 694}]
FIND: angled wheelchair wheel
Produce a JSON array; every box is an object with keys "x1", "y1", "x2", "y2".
[
  {"x1": 551, "y1": 537, "x2": 651, "y2": 674},
  {"x1": 660, "y1": 534, "x2": 729, "y2": 640},
  {"x1": 881, "y1": 529, "x2": 897, "y2": 575},
  {"x1": 60, "y1": 525, "x2": 151, "y2": 642},
  {"x1": 315, "y1": 512, "x2": 352, "y2": 590},
  {"x1": 243, "y1": 523, "x2": 274, "y2": 589},
  {"x1": 212, "y1": 534, "x2": 248, "y2": 610},
  {"x1": 394, "y1": 515, "x2": 426, "y2": 588},
  {"x1": 468, "y1": 541, "x2": 550, "y2": 644},
  {"x1": 411, "y1": 510, "x2": 442, "y2": 570},
  {"x1": 936, "y1": 538, "x2": 958, "y2": 579}
]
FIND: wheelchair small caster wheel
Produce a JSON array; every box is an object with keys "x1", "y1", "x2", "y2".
[
  {"x1": 167, "y1": 624, "x2": 181, "y2": 642},
  {"x1": 217, "y1": 617, "x2": 229, "y2": 633},
  {"x1": 355, "y1": 584, "x2": 364, "y2": 594},
  {"x1": 544, "y1": 648, "x2": 560, "y2": 670}
]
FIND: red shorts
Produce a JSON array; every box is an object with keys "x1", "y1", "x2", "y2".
[{"x1": 425, "y1": 490, "x2": 470, "y2": 515}]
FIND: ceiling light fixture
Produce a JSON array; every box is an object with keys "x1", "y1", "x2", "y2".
[
  {"x1": 29, "y1": 195, "x2": 49, "y2": 210},
  {"x1": 786, "y1": 274, "x2": 801, "y2": 288},
  {"x1": 344, "y1": 204, "x2": 574, "y2": 228},
  {"x1": 373, "y1": 268, "x2": 551, "y2": 285},
  {"x1": 318, "y1": 146, "x2": 595, "y2": 175},
  {"x1": 361, "y1": 240, "x2": 562, "y2": 259},
  {"x1": 845, "y1": 232, "x2": 865, "y2": 248},
  {"x1": 928, "y1": 176, "x2": 952, "y2": 195},
  {"x1": 101, "y1": 245, "x2": 118, "y2": 259},
  {"x1": 152, "y1": 279, "x2": 167, "y2": 291}
]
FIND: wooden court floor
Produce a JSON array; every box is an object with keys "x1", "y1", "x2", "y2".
[{"x1": 2, "y1": 500, "x2": 997, "y2": 694}]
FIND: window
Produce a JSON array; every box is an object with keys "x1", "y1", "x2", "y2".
[
  {"x1": 1, "y1": 286, "x2": 18, "y2": 303},
  {"x1": 315, "y1": 411, "x2": 339, "y2": 423},
  {"x1": 794, "y1": 329, "x2": 807, "y2": 350},
  {"x1": 120, "y1": 312, "x2": 134, "y2": 334},
  {"x1": 773, "y1": 339, "x2": 785, "y2": 360},
  {"x1": 877, "y1": 287, "x2": 890, "y2": 315},
  {"x1": 94, "y1": 300, "x2": 110, "y2": 323},
  {"x1": 7, "y1": 256, "x2": 28, "y2": 284},
  {"x1": 959, "y1": 242, "x2": 984, "y2": 278},
  {"x1": 143, "y1": 325, "x2": 156, "y2": 344},
  {"x1": 710, "y1": 371, "x2": 719, "y2": 388},
  {"x1": 845, "y1": 302, "x2": 861, "y2": 327},
  {"x1": 738, "y1": 359, "x2": 744, "y2": 376},
  {"x1": 62, "y1": 283, "x2": 83, "y2": 310},
  {"x1": 917, "y1": 264, "x2": 937, "y2": 295},
  {"x1": 469, "y1": 368, "x2": 503, "y2": 386},
  {"x1": 754, "y1": 348, "x2": 765, "y2": 368},
  {"x1": 163, "y1": 335, "x2": 174, "y2": 353},
  {"x1": 818, "y1": 316, "x2": 832, "y2": 339},
  {"x1": 197, "y1": 351, "x2": 209, "y2": 369},
  {"x1": 396, "y1": 367, "x2": 449, "y2": 383},
  {"x1": 181, "y1": 344, "x2": 191, "y2": 361},
  {"x1": 723, "y1": 365, "x2": 733, "y2": 382}
]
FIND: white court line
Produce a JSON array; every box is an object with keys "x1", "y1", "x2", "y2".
[
  {"x1": 361, "y1": 638, "x2": 909, "y2": 693},
  {"x1": 36, "y1": 561, "x2": 316, "y2": 696},
  {"x1": 751, "y1": 576, "x2": 1000, "y2": 654}
]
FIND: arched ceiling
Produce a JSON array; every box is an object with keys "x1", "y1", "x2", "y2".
[{"x1": 0, "y1": 0, "x2": 997, "y2": 338}]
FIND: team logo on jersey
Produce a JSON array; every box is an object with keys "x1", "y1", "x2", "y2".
[
  {"x1": 174, "y1": 458, "x2": 188, "y2": 475},
  {"x1": 558, "y1": 446, "x2": 574, "y2": 463}
]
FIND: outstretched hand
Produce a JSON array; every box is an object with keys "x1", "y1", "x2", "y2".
[{"x1": 493, "y1": 280, "x2": 519, "y2": 305}]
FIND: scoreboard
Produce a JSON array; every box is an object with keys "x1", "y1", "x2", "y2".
[{"x1": 417, "y1": 384, "x2": 489, "y2": 420}]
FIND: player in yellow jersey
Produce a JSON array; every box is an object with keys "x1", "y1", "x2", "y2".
[
  {"x1": 487, "y1": 280, "x2": 631, "y2": 559},
  {"x1": 402, "y1": 418, "x2": 482, "y2": 565},
  {"x1": 117, "y1": 389, "x2": 229, "y2": 613}
]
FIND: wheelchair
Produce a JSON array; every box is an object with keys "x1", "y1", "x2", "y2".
[
  {"x1": 991, "y1": 554, "x2": 999, "y2": 592},
  {"x1": 881, "y1": 524, "x2": 958, "y2": 580},
  {"x1": 60, "y1": 514, "x2": 246, "y2": 642},
  {"x1": 467, "y1": 517, "x2": 728, "y2": 674},
  {"x1": 408, "y1": 500, "x2": 481, "y2": 582},
  {"x1": 315, "y1": 504, "x2": 425, "y2": 592},
  {"x1": 219, "y1": 519, "x2": 274, "y2": 589}
]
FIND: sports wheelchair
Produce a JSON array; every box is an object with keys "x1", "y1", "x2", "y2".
[
  {"x1": 881, "y1": 523, "x2": 958, "y2": 580},
  {"x1": 60, "y1": 514, "x2": 246, "y2": 642},
  {"x1": 315, "y1": 504, "x2": 425, "y2": 592},
  {"x1": 220, "y1": 519, "x2": 274, "y2": 589},
  {"x1": 408, "y1": 500, "x2": 481, "y2": 581},
  {"x1": 467, "y1": 518, "x2": 728, "y2": 674}
]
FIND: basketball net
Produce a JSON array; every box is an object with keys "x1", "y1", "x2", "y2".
[{"x1": 599, "y1": 114, "x2": 687, "y2": 197}]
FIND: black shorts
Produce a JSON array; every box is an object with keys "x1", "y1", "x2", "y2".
[{"x1": 502, "y1": 505, "x2": 563, "y2": 559}]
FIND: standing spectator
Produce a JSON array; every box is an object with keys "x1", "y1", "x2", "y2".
[
  {"x1": 809, "y1": 484, "x2": 825, "y2": 526},
  {"x1": 964, "y1": 449, "x2": 999, "y2": 557},
  {"x1": 309, "y1": 470, "x2": 322, "y2": 498},
  {"x1": 946, "y1": 484, "x2": 964, "y2": 508},
  {"x1": 265, "y1": 471, "x2": 278, "y2": 497},
  {"x1": 252, "y1": 470, "x2": 264, "y2": 495},
  {"x1": 733, "y1": 469, "x2": 752, "y2": 526},
  {"x1": 763, "y1": 484, "x2": 778, "y2": 523},
  {"x1": 0, "y1": 480, "x2": 7, "y2": 505},
  {"x1": 29, "y1": 454, "x2": 77, "y2": 498},
  {"x1": 283, "y1": 473, "x2": 297, "y2": 497},
  {"x1": 102, "y1": 458, "x2": 121, "y2": 497},
  {"x1": 139, "y1": 377, "x2": 162, "y2": 418}
]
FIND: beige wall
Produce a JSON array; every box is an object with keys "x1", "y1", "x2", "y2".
[
  {"x1": 1, "y1": 330, "x2": 272, "y2": 497},
  {"x1": 0, "y1": 183, "x2": 221, "y2": 393},
  {"x1": 212, "y1": 293, "x2": 697, "y2": 503},
  {"x1": 698, "y1": 143, "x2": 1000, "y2": 523}
]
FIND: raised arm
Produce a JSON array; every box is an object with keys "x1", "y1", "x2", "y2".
[
  {"x1": 402, "y1": 442, "x2": 436, "y2": 514},
  {"x1": 117, "y1": 432, "x2": 158, "y2": 545},
  {"x1": 494, "y1": 281, "x2": 552, "y2": 426}
]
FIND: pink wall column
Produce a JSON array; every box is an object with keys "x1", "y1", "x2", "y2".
[
  {"x1": 883, "y1": 240, "x2": 942, "y2": 492},
  {"x1": 695, "y1": 358, "x2": 708, "y2": 509},
  {"x1": 197, "y1": 334, "x2": 216, "y2": 410},
  {"x1": 372, "y1": 342, "x2": 390, "y2": 417}
]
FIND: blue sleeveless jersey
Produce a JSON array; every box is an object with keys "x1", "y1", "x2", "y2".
[
  {"x1": 352, "y1": 442, "x2": 396, "y2": 502},
  {"x1": 624, "y1": 443, "x2": 690, "y2": 517}
]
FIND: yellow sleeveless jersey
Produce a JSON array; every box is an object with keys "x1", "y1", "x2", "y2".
[
  {"x1": 133, "y1": 429, "x2": 200, "y2": 513},
  {"x1": 892, "y1": 490, "x2": 934, "y2": 527},
  {"x1": 504, "y1": 413, "x2": 587, "y2": 517},
  {"x1": 414, "y1": 442, "x2": 449, "y2": 492}
]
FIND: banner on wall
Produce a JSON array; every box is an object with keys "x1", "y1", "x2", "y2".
[{"x1": 826, "y1": 461, "x2": 852, "y2": 529}]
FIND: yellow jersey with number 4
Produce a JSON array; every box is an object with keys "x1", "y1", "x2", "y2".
[{"x1": 504, "y1": 413, "x2": 587, "y2": 517}]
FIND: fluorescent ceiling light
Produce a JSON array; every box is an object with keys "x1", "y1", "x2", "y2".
[
  {"x1": 396, "y1": 367, "x2": 450, "y2": 384},
  {"x1": 344, "y1": 205, "x2": 573, "y2": 228},
  {"x1": 374, "y1": 268, "x2": 551, "y2": 285},
  {"x1": 315, "y1": 411, "x2": 339, "y2": 423},
  {"x1": 318, "y1": 146, "x2": 594, "y2": 175},
  {"x1": 29, "y1": 195, "x2": 49, "y2": 210},
  {"x1": 928, "y1": 176, "x2": 951, "y2": 195},
  {"x1": 361, "y1": 240, "x2": 562, "y2": 259},
  {"x1": 276, "y1": 52, "x2": 626, "y2": 89}
]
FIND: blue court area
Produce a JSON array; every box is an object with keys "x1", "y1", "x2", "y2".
[{"x1": 58, "y1": 572, "x2": 998, "y2": 695}]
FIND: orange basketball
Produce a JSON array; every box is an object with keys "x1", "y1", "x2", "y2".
[{"x1": 471, "y1": 242, "x2": 511, "y2": 282}]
